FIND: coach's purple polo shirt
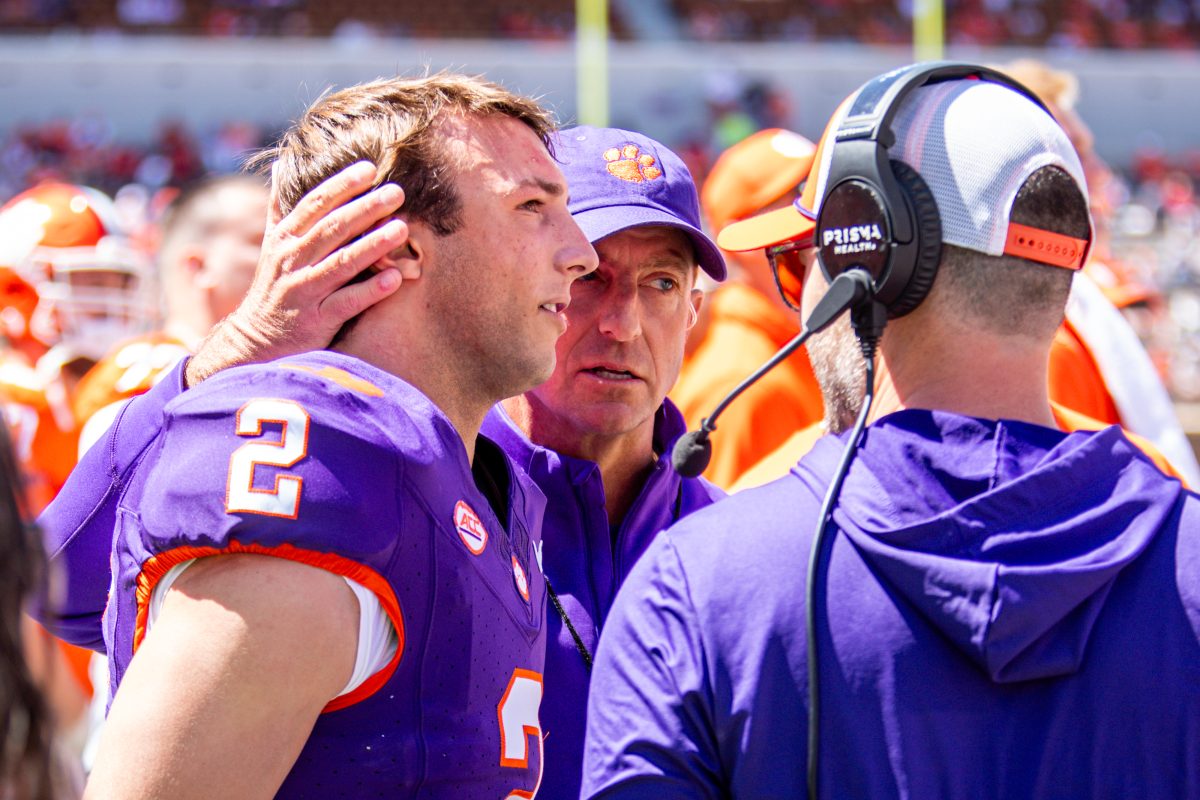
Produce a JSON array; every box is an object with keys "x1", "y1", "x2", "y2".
[{"x1": 482, "y1": 400, "x2": 723, "y2": 800}]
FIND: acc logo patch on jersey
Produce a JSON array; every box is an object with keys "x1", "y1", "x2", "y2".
[
  {"x1": 511, "y1": 554, "x2": 530, "y2": 603},
  {"x1": 454, "y1": 500, "x2": 489, "y2": 555}
]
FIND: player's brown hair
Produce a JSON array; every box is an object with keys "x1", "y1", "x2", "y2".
[{"x1": 252, "y1": 72, "x2": 557, "y2": 236}]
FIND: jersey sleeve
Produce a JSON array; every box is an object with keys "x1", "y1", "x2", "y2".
[
  {"x1": 130, "y1": 363, "x2": 405, "y2": 576},
  {"x1": 35, "y1": 358, "x2": 189, "y2": 650},
  {"x1": 582, "y1": 533, "x2": 722, "y2": 800}
]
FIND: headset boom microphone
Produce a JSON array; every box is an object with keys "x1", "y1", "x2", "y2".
[{"x1": 670, "y1": 268, "x2": 875, "y2": 478}]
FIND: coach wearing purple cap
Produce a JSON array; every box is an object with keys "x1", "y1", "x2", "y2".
[
  {"x1": 480, "y1": 125, "x2": 726, "y2": 798},
  {"x1": 39, "y1": 123, "x2": 727, "y2": 798}
]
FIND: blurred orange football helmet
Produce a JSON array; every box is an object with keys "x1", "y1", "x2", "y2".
[{"x1": 0, "y1": 182, "x2": 159, "y2": 361}]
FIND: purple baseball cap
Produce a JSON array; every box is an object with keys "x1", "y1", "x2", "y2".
[{"x1": 554, "y1": 125, "x2": 727, "y2": 281}]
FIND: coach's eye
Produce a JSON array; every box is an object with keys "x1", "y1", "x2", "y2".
[{"x1": 519, "y1": 199, "x2": 544, "y2": 212}]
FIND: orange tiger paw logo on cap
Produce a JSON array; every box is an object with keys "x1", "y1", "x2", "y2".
[{"x1": 604, "y1": 145, "x2": 663, "y2": 183}]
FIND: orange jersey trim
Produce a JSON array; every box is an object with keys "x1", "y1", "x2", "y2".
[
  {"x1": 133, "y1": 541, "x2": 404, "y2": 713},
  {"x1": 497, "y1": 668, "x2": 544, "y2": 770},
  {"x1": 282, "y1": 364, "x2": 385, "y2": 397}
]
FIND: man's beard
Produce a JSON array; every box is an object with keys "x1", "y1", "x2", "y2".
[{"x1": 805, "y1": 313, "x2": 866, "y2": 434}]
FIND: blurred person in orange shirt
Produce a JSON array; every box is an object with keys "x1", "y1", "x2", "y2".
[
  {"x1": 998, "y1": 59, "x2": 1199, "y2": 484},
  {"x1": 671, "y1": 128, "x2": 825, "y2": 488},
  {"x1": 72, "y1": 174, "x2": 268, "y2": 454},
  {"x1": 719, "y1": 95, "x2": 1194, "y2": 490},
  {"x1": 0, "y1": 183, "x2": 157, "y2": 514}
]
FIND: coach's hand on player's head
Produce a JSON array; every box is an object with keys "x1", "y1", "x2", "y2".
[{"x1": 185, "y1": 161, "x2": 412, "y2": 386}]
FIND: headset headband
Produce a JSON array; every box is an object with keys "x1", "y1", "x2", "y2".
[
  {"x1": 836, "y1": 62, "x2": 1051, "y2": 150},
  {"x1": 815, "y1": 62, "x2": 1076, "y2": 318}
]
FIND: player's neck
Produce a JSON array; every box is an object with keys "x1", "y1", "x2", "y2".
[
  {"x1": 503, "y1": 394, "x2": 656, "y2": 527},
  {"x1": 163, "y1": 291, "x2": 217, "y2": 350},
  {"x1": 334, "y1": 334, "x2": 491, "y2": 464}
]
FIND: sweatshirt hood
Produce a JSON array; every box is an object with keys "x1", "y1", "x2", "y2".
[{"x1": 797, "y1": 410, "x2": 1184, "y2": 683}]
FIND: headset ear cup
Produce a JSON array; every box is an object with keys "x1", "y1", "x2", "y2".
[{"x1": 886, "y1": 160, "x2": 942, "y2": 318}]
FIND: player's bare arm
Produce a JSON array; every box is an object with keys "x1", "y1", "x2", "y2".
[
  {"x1": 185, "y1": 161, "x2": 413, "y2": 386},
  {"x1": 83, "y1": 555, "x2": 359, "y2": 800}
]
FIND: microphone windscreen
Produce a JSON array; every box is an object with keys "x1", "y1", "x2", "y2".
[{"x1": 671, "y1": 430, "x2": 712, "y2": 478}]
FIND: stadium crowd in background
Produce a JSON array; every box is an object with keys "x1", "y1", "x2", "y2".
[{"x1": 5, "y1": 0, "x2": 1200, "y2": 47}]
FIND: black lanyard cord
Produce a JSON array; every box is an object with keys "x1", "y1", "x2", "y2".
[{"x1": 546, "y1": 576, "x2": 593, "y2": 671}]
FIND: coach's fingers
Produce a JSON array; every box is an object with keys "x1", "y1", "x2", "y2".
[
  {"x1": 309, "y1": 218, "x2": 410, "y2": 290},
  {"x1": 294, "y1": 183, "x2": 405, "y2": 271},
  {"x1": 317, "y1": 268, "x2": 403, "y2": 328},
  {"x1": 279, "y1": 161, "x2": 378, "y2": 238}
]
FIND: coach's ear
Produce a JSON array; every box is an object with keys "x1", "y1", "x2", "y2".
[{"x1": 373, "y1": 216, "x2": 425, "y2": 280}]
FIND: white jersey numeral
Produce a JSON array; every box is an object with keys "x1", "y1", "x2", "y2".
[
  {"x1": 498, "y1": 668, "x2": 544, "y2": 799},
  {"x1": 225, "y1": 399, "x2": 310, "y2": 518}
]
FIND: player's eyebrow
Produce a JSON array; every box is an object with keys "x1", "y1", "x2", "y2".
[{"x1": 517, "y1": 177, "x2": 565, "y2": 197}]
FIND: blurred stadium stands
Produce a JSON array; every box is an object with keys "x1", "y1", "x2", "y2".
[{"x1": 2, "y1": 0, "x2": 1199, "y2": 47}]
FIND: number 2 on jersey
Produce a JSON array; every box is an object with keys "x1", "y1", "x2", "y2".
[
  {"x1": 498, "y1": 668, "x2": 544, "y2": 800},
  {"x1": 225, "y1": 399, "x2": 310, "y2": 518}
]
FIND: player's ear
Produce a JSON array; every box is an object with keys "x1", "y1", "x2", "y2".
[
  {"x1": 179, "y1": 247, "x2": 214, "y2": 290},
  {"x1": 373, "y1": 216, "x2": 425, "y2": 280}
]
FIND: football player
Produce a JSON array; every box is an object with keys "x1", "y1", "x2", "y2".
[
  {"x1": 0, "y1": 183, "x2": 155, "y2": 513},
  {"x1": 81, "y1": 74, "x2": 595, "y2": 798}
]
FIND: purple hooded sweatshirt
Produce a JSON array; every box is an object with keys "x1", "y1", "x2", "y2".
[
  {"x1": 583, "y1": 410, "x2": 1200, "y2": 799},
  {"x1": 482, "y1": 400, "x2": 723, "y2": 800}
]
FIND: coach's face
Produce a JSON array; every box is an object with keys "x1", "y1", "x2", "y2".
[
  {"x1": 427, "y1": 115, "x2": 597, "y2": 399},
  {"x1": 525, "y1": 225, "x2": 702, "y2": 439}
]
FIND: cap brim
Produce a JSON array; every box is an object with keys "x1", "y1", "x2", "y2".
[
  {"x1": 717, "y1": 204, "x2": 816, "y2": 253},
  {"x1": 572, "y1": 204, "x2": 727, "y2": 281}
]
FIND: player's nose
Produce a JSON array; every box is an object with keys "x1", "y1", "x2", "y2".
[{"x1": 556, "y1": 216, "x2": 598, "y2": 279}]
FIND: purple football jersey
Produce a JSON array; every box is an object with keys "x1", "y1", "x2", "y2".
[{"x1": 106, "y1": 350, "x2": 549, "y2": 798}]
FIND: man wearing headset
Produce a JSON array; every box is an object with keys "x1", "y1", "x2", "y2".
[{"x1": 582, "y1": 66, "x2": 1200, "y2": 799}]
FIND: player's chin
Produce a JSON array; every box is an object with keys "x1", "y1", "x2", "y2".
[{"x1": 508, "y1": 347, "x2": 558, "y2": 396}]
